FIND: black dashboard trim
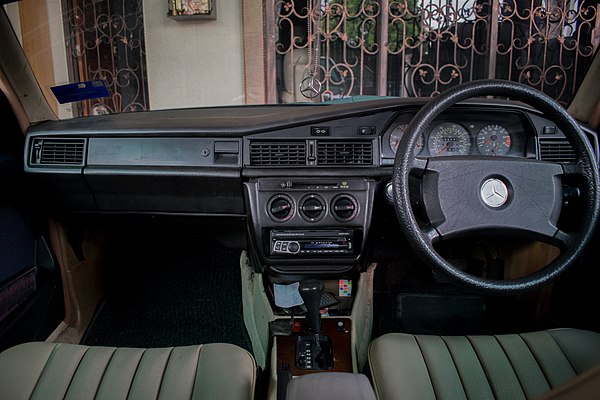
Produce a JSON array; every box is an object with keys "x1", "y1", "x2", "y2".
[
  {"x1": 28, "y1": 98, "x2": 540, "y2": 137},
  {"x1": 24, "y1": 99, "x2": 598, "y2": 218},
  {"x1": 242, "y1": 167, "x2": 392, "y2": 178}
]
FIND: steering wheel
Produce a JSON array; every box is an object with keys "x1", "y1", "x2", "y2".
[{"x1": 393, "y1": 80, "x2": 600, "y2": 295}]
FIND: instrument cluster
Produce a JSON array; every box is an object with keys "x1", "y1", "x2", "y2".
[{"x1": 382, "y1": 110, "x2": 530, "y2": 161}]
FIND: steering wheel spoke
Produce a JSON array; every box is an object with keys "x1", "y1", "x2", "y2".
[
  {"x1": 421, "y1": 225, "x2": 441, "y2": 245},
  {"x1": 552, "y1": 229, "x2": 576, "y2": 249},
  {"x1": 409, "y1": 157, "x2": 428, "y2": 177},
  {"x1": 560, "y1": 162, "x2": 585, "y2": 176}
]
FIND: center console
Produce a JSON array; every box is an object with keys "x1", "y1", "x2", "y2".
[
  {"x1": 245, "y1": 178, "x2": 375, "y2": 396},
  {"x1": 244, "y1": 177, "x2": 375, "y2": 274},
  {"x1": 273, "y1": 278, "x2": 354, "y2": 397}
]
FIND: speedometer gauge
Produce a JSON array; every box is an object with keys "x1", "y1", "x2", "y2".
[
  {"x1": 476, "y1": 124, "x2": 511, "y2": 156},
  {"x1": 427, "y1": 122, "x2": 471, "y2": 157},
  {"x1": 389, "y1": 124, "x2": 424, "y2": 156}
]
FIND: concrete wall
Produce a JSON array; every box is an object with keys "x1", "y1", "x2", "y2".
[
  {"x1": 143, "y1": 0, "x2": 245, "y2": 109},
  {"x1": 4, "y1": 0, "x2": 246, "y2": 116}
]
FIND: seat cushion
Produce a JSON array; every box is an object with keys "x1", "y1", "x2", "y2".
[
  {"x1": 369, "y1": 328, "x2": 600, "y2": 400},
  {"x1": 0, "y1": 342, "x2": 256, "y2": 400}
]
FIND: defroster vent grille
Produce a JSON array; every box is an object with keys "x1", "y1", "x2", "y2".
[
  {"x1": 31, "y1": 138, "x2": 86, "y2": 165},
  {"x1": 249, "y1": 141, "x2": 306, "y2": 166},
  {"x1": 539, "y1": 138, "x2": 576, "y2": 163},
  {"x1": 317, "y1": 141, "x2": 373, "y2": 165}
]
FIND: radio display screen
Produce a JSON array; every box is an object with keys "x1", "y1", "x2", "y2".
[{"x1": 304, "y1": 242, "x2": 345, "y2": 249}]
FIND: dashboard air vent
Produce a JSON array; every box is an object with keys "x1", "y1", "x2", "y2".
[
  {"x1": 317, "y1": 140, "x2": 373, "y2": 165},
  {"x1": 30, "y1": 138, "x2": 86, "y2": 166},
  {"x1": 249, "y1": 141, "x2": 306, "y2": 166},
  {"x1": 539, "y1": 138, "x2": 575, "y2": 163}
]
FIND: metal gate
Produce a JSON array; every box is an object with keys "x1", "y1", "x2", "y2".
[
  {"x1": 270, "y1": 0, "x2": 599, "y2": 104},
  {"x1": 63, "y1": 0, "x2": 149, "y2": 116}
]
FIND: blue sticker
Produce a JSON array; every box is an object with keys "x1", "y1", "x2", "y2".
[{"x1": 50, "y1": 80, "x2": 110, "y2": 104}]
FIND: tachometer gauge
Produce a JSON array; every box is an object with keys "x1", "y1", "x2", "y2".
[
  {"x1": 476, "y1": 124, "x2": 511, "y2": 156},
  {"x1": 427, "y1": 122, "x2": 471, "y2": 157},
  {"x1": 389, "y1": 124, "x2": 424, "y2": 156}
]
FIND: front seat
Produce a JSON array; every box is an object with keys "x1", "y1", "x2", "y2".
[
  {"x1": 369, "y1": 328, "x2": 600, "y2": 400},
  {"x1": 0, "y1": 341, "x2": 256, "y2": 399}
]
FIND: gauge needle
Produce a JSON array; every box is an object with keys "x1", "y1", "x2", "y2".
[
  {"x1": 482, "y1": 137, "x2": 494, "y2": 145},
  {"x1": 435, "y1": 144, "x2": 449, "y2": 156}
]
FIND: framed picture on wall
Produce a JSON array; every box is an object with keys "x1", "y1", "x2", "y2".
[{"x1": 168, "y1": 0, "x2": 216, "y2": 20}]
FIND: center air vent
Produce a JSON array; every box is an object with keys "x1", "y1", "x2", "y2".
[
  {"x1": 30, "y1": 138, "x2": 86, "y2": 166},
  {"x1": 539, "y1": 138, "x2": 575, "y2": 163},
  {"x1": 317, "y1": 140, "x2": 373, "y2": 165},
  {"x1": 250, "y1": 141, "x2": 306, "y2": 166}
]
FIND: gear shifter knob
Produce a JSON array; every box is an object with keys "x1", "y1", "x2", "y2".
[{"x1": 299, "y1": 280, "x2": 325, "y2": 334}]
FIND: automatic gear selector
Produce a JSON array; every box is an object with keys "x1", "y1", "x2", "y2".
[{"x1": 296, "y1": 280, "x2": 334, "y2": 370}]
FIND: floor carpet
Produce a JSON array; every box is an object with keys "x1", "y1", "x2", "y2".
[{"x1": 82, "y1": 234, "x2": 251, "y2": 352}]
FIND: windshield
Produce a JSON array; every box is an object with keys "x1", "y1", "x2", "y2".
[{"x1": 2, "y1": 0, "x2": 598, "y2": 119}]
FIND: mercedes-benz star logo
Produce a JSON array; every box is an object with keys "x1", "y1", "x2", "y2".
[
  {"x1": 480, "y1": 178, "x2": 509, "y2": 208},
  {"x1": 300, "y1": 76, "x2": 322, "y2": 99}
]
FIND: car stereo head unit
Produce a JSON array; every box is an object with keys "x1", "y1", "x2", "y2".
[{"x1": 270, "y1": 229, "x2": 355, "y2": 256}]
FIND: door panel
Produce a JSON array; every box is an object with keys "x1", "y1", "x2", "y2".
[{"x1": 0, "y1": 92, "x2": 63, "y2": 351}]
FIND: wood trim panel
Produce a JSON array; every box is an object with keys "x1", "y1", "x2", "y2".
[{"x1": 277, "y1": 318, "x2": 352, "y2": 376}]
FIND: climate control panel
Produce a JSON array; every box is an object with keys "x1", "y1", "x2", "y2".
[{"x1": 255, "y1": 179, "x2": 366, "y2": 227}]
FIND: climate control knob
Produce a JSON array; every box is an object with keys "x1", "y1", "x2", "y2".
[
  {"x1": 268, "y1": 194, "x2": 294, "y2": 222},
  {"x1": 331, "y1": 194, "x2": 358, "y2": 222},
  {"x1": 299, "y1": 194, "x2": 326, "y2": 222}
]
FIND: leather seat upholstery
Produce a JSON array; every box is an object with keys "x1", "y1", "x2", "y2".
[
  {"x1": 369, "y1": 328, "x2": 600, "y2": 400},
  {"x1": 0, "y1": 342, "x2": 256, "y2": 400}
]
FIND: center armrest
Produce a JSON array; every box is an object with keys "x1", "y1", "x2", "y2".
[{"x1": 286, "y1": 372, "x2": 375, "y2": 400}]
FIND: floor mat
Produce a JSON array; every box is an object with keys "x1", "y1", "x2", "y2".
[
  {"x1": 82, "y1": 235, "x2": 251, "y2": 352},
  {"x1": 373, "y1": 258, "x2": 542, "y2": 337},
  {"x1": 397, "y1": 293, "x2": 488, "y2": 335}
]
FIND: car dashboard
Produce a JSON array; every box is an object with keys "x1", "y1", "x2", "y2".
[{"x1": 24, "y1": 97, "x2": 599, "y2": 273}]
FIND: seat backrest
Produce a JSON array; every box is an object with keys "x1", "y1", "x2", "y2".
[{"x1": 0, "y1": 341, "x2": 256, "y2": 400}]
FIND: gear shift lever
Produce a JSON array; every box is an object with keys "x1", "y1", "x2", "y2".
[
  {"x1": 296, "y1": 279, "x2": 333, "y2": 370},
  {"x1": 299, "y1": 280, "x2": 324, "y2": 334}
]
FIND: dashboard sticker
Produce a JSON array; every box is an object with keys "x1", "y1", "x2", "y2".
[{"x1": 339, "y1": 280, "x2": 352, "y2": 297}]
